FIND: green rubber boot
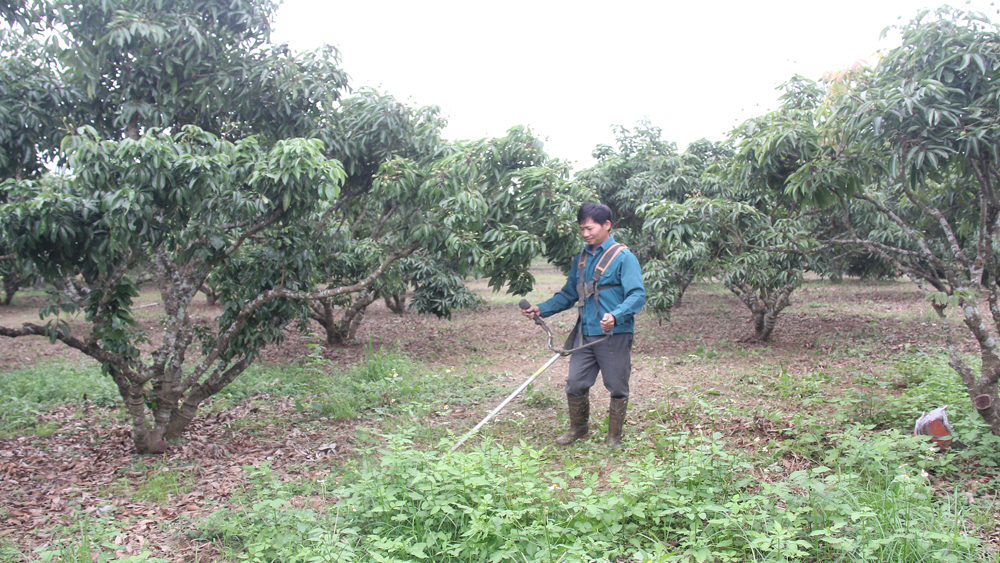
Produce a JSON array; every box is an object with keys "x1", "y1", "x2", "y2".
[
  {"x1": 606, "y1": 397, "x2": 628, "y2": 448},
  {"x1": 556, "y1": 394, "x2": 590, "y2": 446}
]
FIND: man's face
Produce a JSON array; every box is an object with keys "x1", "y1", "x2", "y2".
[{"x1": 579, "y1": 218, "x2": 611, "y2": 247}]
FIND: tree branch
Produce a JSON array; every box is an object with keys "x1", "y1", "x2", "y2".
[
  {"x1": 0, "y1": 323, "x2": 146, "y2": 383},
  {"x1": 852, "y1": 192, "x2": 950, "y2": 274},
  {"x1": 308, "y1": 200, "x2": 345, "y2": 245},
  {"x1": 899, "y1": 178, "x2": 972, "y2": 270},
  {"x1": 369, "y1": 202, "x2": 398, "y2": 242},
  {"x1": 184, "y1": 243, "x2": 420, "y2": 389},
  {"x1": 840, "y1": 193, "x2": 948, "y2": 293},
  {"x1": 222, "y1": 209, "x2": 285, "y2": 260}
]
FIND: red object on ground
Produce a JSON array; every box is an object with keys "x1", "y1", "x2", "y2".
[{"x1": 914, "y1": 406, "x2": 954, "y2": 451}]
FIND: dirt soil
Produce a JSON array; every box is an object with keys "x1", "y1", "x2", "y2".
[{"x1": 0, "y1": 266, "x2": 990, "y2": 560}]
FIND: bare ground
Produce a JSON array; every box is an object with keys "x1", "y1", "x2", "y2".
[{"x1": 0, "y1": 266, "x2": 994, "y2": 560}]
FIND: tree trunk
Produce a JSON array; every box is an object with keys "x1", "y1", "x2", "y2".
[
  {"x1": 384, "y1": 291, "x2": 407, "y2": 314},
  {"x1": 332, "y1": 291, "x2": 376, "y2": 344},
  {"x1": 729, "y1": 282, "x2": 795, "y2": 342},
  {"x1": 162, "y1": 357, "x2": 251, "y2": 443},
  {"x1": 674, "y1": 275, "x2": 692, "y2": 308},
  {"x1": 310, "y1": 291, "x2": 377, "y2": 345},
  {"x1": 107, "y1": 364, "x2": 167, "y2": 454},
  {"x1": 200, "y1": 284, "x2": 219, "y2": 306},
  {"x1": 954, "y1": 301, "x2": 1000, "y2": 436},
  {"x1": 757, "y1": 308, "x2": 779, "y2": 341},
  {"x1": 752, "y1": 307, "x2": 766, "y2": 337},
  {"x1": 348, "y1": 291, "x2": 376, "y2": 339},
  {"x1": 2, "y1": 274, "x2": 21, "y2": 306},
  {"x1": 310, "y1": 298, "x2": 340, "y2": 345},
  {"x1": 1, "y1": 282, "x2": 15, "y2": 306}
]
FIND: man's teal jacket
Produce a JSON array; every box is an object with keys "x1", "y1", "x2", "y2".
[{"x1": 537, "y1": 235, "x2": 645, "y2": 336}]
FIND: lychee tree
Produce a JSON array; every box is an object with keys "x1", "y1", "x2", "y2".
[
  {"x1": 785, "y1": 7, "x2": 1000, "y2": 435},
  {"x1": 0, "y1": 0, "x2": 590, "y2": 454}
]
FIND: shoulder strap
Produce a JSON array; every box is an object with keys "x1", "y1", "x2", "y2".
[{"x1": 593, "y1": 243, "x2": 628, "y2": 280}]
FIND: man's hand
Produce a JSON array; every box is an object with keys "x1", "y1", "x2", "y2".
[
  {"x1": 600, "y1": 313, "x2": 616, "y2": 333},
  {"x1": 521, "y1": 304, "x2": 541, "y2": 321}
]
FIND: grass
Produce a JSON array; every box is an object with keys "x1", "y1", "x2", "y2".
[
  {"x1": 0, "y1": 361, "x2": 119, "y2": 437},
  {"x1": 198, "y1": 424, "x2": 987, "y2": 563},
  {"x1": 0, "y1": 361, "x2": 119, "y2": 406},
  {"x1": 114, "y1": 460, "x2": 199, "y2": 505},
  {"x1": 33, "y1": 514, "x2": 170, "y2": 563},
  {"x1": 5, "y1": 346, "x2": 999, "y2": 562},
  {"x1": 3, "y1": 274, "x2": 1000, "y2": 561},
  {"x1": 466, "y1": 257, "x2": 567, "y2": 306}
]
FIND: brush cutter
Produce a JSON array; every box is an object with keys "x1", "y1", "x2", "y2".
[{"x1": 449, "y1": 299, "x2": 612, "y2": 451}]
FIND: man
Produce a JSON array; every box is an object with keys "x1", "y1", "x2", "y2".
[{"x1": 521, "y1": 202, "x2": 645, "y2": 447}]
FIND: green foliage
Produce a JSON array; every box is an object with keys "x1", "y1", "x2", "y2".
[
  {"x1": 0, "y1": 361, "x2": 118, "y2": 406},
  {"x1": 130, "y1": 464, "x2": 195, "y2": 504},
  {"x1": 218, "y1": 363, "x2": 329, "y2": 401},
  {"x1": 0, "y1": 538, "x2": 23, "y2": 563},
  {"x1": 221, "y1": 345, "x2": 419, "y2": 420},
  {"x1": 0, "y1": 395, "x2": 42, "y2": 435},
  {"x1": 201, "y1": 426, "x2": 983, "y2": 563},
  {"x1": 35, "y1": 514, "x2": 168, "y2": 563},
  {"x1": 578, "y1": 123, "x2": 728, "y2": 311},
  {"x1": 197, "y1": 462, "x2": 358, "y2": 563},
  {"x1": 0, "y1": 0, "x2": 358, "y2": 452},
  {"x1": 639, "y1": 89, "x2": 834, "y2": 339},
  {"x1": 55, "y1": 0, "x2": 347, "y2": 141},
  {"x1": 0, "y1": 28, "x2": 80, "y2": 181},
  {"x1": 306, "y1": 344, "x2": 419, "y2": 418},
  {"x1": 405, "y1": 255, "x2": 486, "y2": 318},
  {"x1": 0, "y1": 0, "x2": 595, "y2": 454},
  {"x1": 520, "y1": 382, "x2": 556, "y2": 409},
  {"x1": 0, "y1": 361, "x2": 115, "y2": 435},
  {"x1": 741, "y1": 6, "x2": 1000, "y2": 432}
]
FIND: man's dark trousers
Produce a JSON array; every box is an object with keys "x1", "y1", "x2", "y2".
[{"x1": 565, "y1": 333, "x2": 633, "y2": 399}]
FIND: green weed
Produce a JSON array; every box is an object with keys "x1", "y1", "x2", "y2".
[
  {"x1": 0, "y1": 538, "x2": 23, "y2": 563},
  {"x1": 199, "y1": 425, "x2": 987, "y2": 563},
  {"x1": 0, "y1": 361, "x2": 119, "y2": 405},
  {"x1": 690, "y1": 344, "x2": 718, "y2": 360},
  {"x1": 0, "y1": 362, "x2": 120, "y2": 436},
  {"x1": 34, "y1": 514, "x2": 169, "y2": 563},
  {"x1": 133, "y1": 468, "x2": 194, "y2": 505},
  {"x1": 521, "y1": 382, "x2": 556, "y2": 409},
  {"x1": 218, "y1": 344, "x2": 420, "y2": 421},
  {"x1": 217, "y1": 363, "x2": 325, "y2": 401},
  {"x1": 774, "y1": 368, "x2": 829, "y2": 400}
]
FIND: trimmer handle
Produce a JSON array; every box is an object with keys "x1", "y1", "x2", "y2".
[{"x1": 519, "y1": 299, "x2": 544, "y2": 326}]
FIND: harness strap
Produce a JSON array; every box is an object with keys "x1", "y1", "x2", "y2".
[{"x1": 577, "y1": 243, "x2": 628, "y2": 319}]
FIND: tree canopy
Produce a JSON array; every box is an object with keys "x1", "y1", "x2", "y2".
[
  {"x1": 730, "y1": 6, "x2": 1000, "y2": 432},
  {"x1": 0, "y1": 0, "x2": 589, "y2": 453}
]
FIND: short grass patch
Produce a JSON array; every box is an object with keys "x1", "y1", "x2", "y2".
[
  {"x1": 33, "y1": 513, "x2": 170, "y2": 563},
  {"x1": 0, "y1": 361, "x2": 119, "y2": 436}
]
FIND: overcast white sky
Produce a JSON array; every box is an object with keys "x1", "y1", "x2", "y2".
[{"x1": 272, "y1": 0, "x2": 999, "y2": 172}]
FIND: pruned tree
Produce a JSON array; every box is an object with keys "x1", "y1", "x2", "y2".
[
  {"x1": 643, "y1": 78, "x2": 862, "y2": 341},
  {"x1": 0, "y1": 0, "x2": 356, "y2": 453},
  {"x1": 781, "y1": 7, "x2": 1000, "y2": 435},
  {"x1": 299, "y1": 90, "x2": 587, "y2": 345},
  {"x1": 645, "y1": 194, "x2": 814, "y2": 341},
  {"x1": 0, "y1": 0, "x2": 590, "y2": 454},
  {"x1": 577, "y1": 122, "x2": 727, "y2": 311}
]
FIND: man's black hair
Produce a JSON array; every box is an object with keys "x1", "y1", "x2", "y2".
[{"x1": 578, "y1": 202, "x2": 612, "y2": 226}]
